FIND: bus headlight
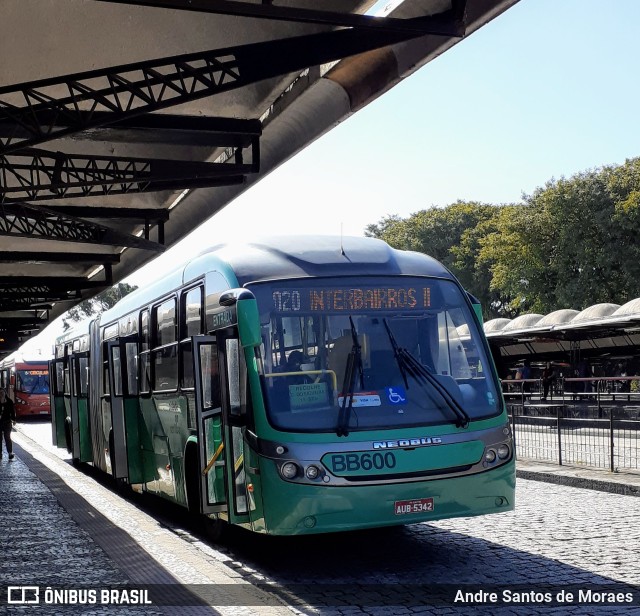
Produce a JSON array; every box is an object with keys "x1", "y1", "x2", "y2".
[
  {"x1": 305, "y1": 465, "x2": 321, "y2": 480},
  {"x1": 497, "y1": 444, "x2": 510, "y2": 459},
  {"x1": 484, "y1": 449, "x2": 497, "y2": 463},
  {"x1": 280, "y1": 462, "x2": 299, "y2": 479}
]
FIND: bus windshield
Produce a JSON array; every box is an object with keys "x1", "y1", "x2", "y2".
[
  {"x1": 249, "y1": 277, "x2": 500, "y2": 433},
  {"x1": 17, "y1": 369, "x2": 50, "y2": 394}
]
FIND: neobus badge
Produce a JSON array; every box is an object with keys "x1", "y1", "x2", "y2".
[{"x1": 373, "y1": 437, "x2": 443, "y2": 449}]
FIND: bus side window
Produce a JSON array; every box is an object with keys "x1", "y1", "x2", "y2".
[
  {"x1": 64, "y1": 345, "x2": 72, "y2": 395},
  {"x1": 78, "y1": 357, "x2": 89, "y2": 396},
  {"x1": 124, "y1": 343, "x2": 138, "y2": 396},
  {"x1": 111, "y1": 346, "x2": 123, "y2": 396},
  {"x1": 226, "y1": 338, "x2": 245, "y2": 418},
  {"x1": 55, "y1": 362, "x2": 65, "y2": 395},
  {"x1": 152, "y1": 298, "x2": 178, "y2": 391},
  {"x1": 180, "y1": 286, "x2": 203, "y2": 390},
  {"x1": 139, "y1": 309, "x2": 151, "y2": 394},
  {"x1": 199, "y1": 343, "x2": 221, "y2": 410},
  {"x1": 102, "y1": 342, "x2": 110, "y2": 396}
]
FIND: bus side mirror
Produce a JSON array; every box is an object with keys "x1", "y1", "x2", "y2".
[
  {"x1": 220, "y1": 289, "x2": 261, "y2": 348},
  {"x1": 237, "y1": 299, "x2": 261, "y2": 348},
  {"x1": 220, "y1": 288, "x2": 255, "y2": 306},
  {"x1": 467, "y1": 292, "x2": 483, "y2": 325}
]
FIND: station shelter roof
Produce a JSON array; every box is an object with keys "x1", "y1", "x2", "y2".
[
  {"x1": 0, "y1": 0, "x2": 518, "y2": 357},
  {"x1": 484, "y1": 298, "x2": 640, "y2": 365}
]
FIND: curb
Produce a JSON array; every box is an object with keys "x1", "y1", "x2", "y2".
[{"x1": 516, "y1": 468, "x2": 640, "y2": 497}]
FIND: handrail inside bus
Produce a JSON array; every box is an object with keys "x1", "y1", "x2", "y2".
[
  {"x1": 264, "y1": 369, "x2": 338, "y2": 392},
  {"x1": 202, "y1": 442, "x2": 225, "y2": 476}
]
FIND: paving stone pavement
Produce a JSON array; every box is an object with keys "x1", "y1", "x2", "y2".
[
  {"x1": 2, "y1": 425, "x2": 639, "y2": 615},
  {"x1": 1, "y1": 432, "x2": 297, "y2": 616},
  {"x1": 0, "y1": 446, "x2": 164, "y2": 616}
]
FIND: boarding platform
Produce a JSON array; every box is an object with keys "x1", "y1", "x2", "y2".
[
  {"x1": 2, "y1": 425, "x2": 638, "y2": 614},
  {"x1": 1, "y1": 429, "x2": 295, "y2": 615}
]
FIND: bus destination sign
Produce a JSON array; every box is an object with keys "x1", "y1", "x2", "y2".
[{"x1": 271, "y1": 286, "x2": 431, "y2": 313}]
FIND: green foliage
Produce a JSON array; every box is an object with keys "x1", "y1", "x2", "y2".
[
  {"x1": 366, "y1": 201, "x2": 516, "y2": 318},
  {"x1": 367, "y1": 157, "x2": 640, "y2": 319},
  {"x1": 62, "y1": 283, "x2": 138, "y2": 331}
]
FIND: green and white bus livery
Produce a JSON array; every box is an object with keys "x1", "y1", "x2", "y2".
[{"x1": 51, "y1": 236, "x2": 514, "y2": 536}]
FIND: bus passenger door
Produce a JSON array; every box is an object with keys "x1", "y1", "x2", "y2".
[
  {"x1": 193, "y1": 337, "x2": 227, "y2": 513},
  {"x1": 50, "y1": 358, "x2": 66, "y2": 449},
  {"x1": 219, "y1": 336, "x2": 251, "y2": 527},
  {"x1": 70, "y1": 352, "x2": 92, "y2": 463},
  {"x1": 119, "y1": 338, "x2": 146, "y2": 484},
  {"x1": 64, "y1": 354, "x2": 82, "y2": 462},
  {"x1": 106, "y1": 340, "x2": 128, "y2": 480}
]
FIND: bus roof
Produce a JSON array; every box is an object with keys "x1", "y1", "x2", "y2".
[
  {"x1": 0, "y1": 351, "x2": 52, "y2": 368},
  {"x1": 196, "y1": 235, "x2": 453, "y2": 286},
  {"x1": 97, "y1": 236, "x2": 455, "y2": 327}
]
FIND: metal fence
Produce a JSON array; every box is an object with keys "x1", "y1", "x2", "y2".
[{"x1": 503, "y1": 377, "x2": 640, "y2": 474}]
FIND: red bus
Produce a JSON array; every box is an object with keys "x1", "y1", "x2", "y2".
[{"x1": 0, "y1": 353, "x2": 51, "y2": 418}]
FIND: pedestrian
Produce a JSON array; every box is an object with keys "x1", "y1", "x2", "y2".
[
  {"x1": 0, "y1": 387, "x2": 16, "y2": 460},
  {"x1": 521, "y1": 360, "x2": 531, "y2": 392},
  {"x1": 541, "y1": 363, "x2": 554, "y2": 401}
]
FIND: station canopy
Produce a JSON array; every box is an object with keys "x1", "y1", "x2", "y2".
[
  {"x1": 0, "y1": 0, "x2": 518, "y2": 356},
  {"x1": 484, "y1": 299, "x2": 640, "y2": 363},
  {"x1": 483, "y1": 301, "x2": 640, "y2": 342}
]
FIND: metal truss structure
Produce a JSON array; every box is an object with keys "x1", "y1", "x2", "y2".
[
  {"x1": 0, "y1": 202, "x2": 164, "y2": 249},
  {"x1": 0, "y1": 0, "x2": 491, "y2": 351},
  {"x1": 0, "y1": 20, "x2": 458, "y2": 155},
  {"x1": 0, "y1": 149, "x2": 255, "y2": 202}
]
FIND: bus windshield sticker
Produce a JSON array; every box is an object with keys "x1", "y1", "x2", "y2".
[
  {"x1": 338, "y1": 392, "x2": 381, "y2": 408},
  {"x1": 289, "y1": 382, "x2": 329, "y2": 411},
  {"x1": 385, "y1": 386, "x2": 407, "y2": 405}
]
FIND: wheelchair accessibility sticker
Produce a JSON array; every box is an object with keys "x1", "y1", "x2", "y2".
[{"x1": 385, "y1": 387, "x2": 407, "y2": 405}]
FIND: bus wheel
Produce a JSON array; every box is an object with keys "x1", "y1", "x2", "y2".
[
  {"x1": 108, "y1": 430, "x2": 116, "y2": 476},
  {"x1": 108, "y1": 430, "x2": 129, "y2": 492},
  {"x1": 204, "y1": 517, "x2": 228, "y2": 543},
  {"x1": 64, "y1": 418, "x2": 81, "y2": 466},
  {"x1": 64, "y1": 418, "x2": 73, "y2": 454}
]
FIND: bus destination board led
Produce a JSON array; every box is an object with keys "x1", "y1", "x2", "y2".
[{"x1": 271, "y1": 286, "x2": 432, "y2": 313}]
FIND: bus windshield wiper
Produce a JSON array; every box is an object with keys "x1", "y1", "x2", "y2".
[
  {"x1": 383, "y1": 319, "x2": 470, "y2": 429},
  {"x1": 336, "y1": 316, "x2": 364, "y2": 437}
]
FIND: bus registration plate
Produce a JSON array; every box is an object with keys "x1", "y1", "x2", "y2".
[{"x1": 394, "y1": 497, "x2": 434, "y2": 515}]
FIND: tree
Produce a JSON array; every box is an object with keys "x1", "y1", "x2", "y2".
[
  {"x1": 62, "y1": 283, "x2": 138, "y2": 331},
  {"x1": 471, "y1": 158, "x2": 640, "y2": 315},
  {"x1": 477, "y1": 197, "x2": 558, "y2": 315},
  {"x1": 454, "y1": 205, "x2": 522, "y2": 318},
  {"x1": 367, "y1": 158, "x2": 640, "y2": 320},
  {"x1": 366, "y1": 201, "x2": 512, "y2": 318}
]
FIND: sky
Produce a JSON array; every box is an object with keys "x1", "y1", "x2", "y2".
[{"x1": 21, "y1": 0, "x2": 640, "y2": 353}]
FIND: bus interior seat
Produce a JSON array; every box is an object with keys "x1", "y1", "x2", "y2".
[{"x1": 327, "y1": 335, "x2": 356, "y2": 390}]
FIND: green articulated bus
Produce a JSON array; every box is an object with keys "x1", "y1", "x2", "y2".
[{"x1": 51, "y1": 236, "x2": 515, "y2": 536}]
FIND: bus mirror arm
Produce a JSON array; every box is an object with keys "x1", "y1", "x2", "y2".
[
  {"x1": 220, "y1": 288, "x2": 256, "y2": 306},
  {"x1": 227, "y1": 414, "x2": 245, "y2": 427}
]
